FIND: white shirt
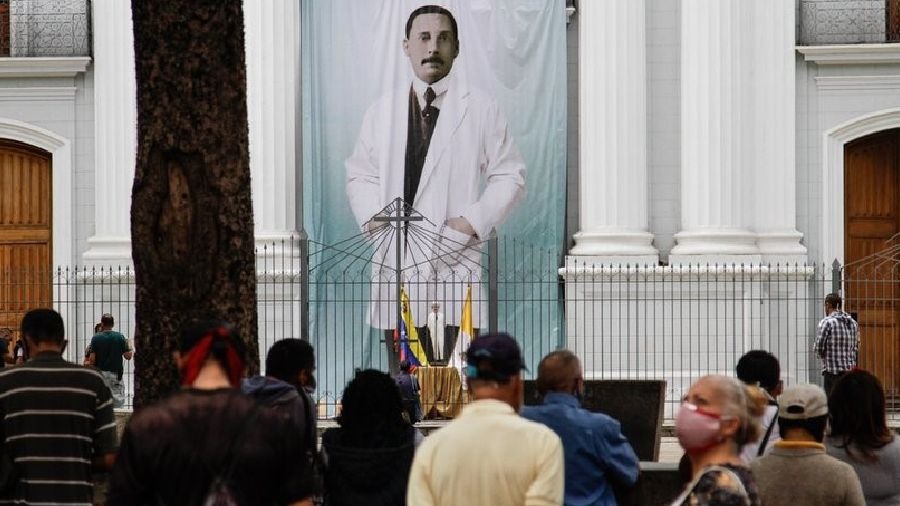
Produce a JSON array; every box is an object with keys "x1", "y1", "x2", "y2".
[
  {"x1": 407, "y1": 399, "x2": 564, "y2": 506},
  {"x1": 740, "y1": 402, "x2": 780, "y2": 463},
  {"x1": 426, "y1": 310, "x2": 445, "y2": 359},
  {"x1": 412, "y1": 75, "x2": 450, "y2": 111}
]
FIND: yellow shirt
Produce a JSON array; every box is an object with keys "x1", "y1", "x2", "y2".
[{"x1": 407, "y1": 399, "x2": 565, "y2": 506}]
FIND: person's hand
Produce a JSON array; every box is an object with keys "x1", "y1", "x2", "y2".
[
  {"x1": 365, "y1": 215, "x2": 390, "y2": 236},
  {"x1": 445, "y1": 216, "x2": 475, "y2": 237}
]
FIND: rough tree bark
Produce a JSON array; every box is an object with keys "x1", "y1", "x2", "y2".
[{"x1": 130, "y1": 0, "x2": 258, "y2": 406}]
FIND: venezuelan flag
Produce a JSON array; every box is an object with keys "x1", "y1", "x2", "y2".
[{"x1": 397, "y1": 288, "x2": 428, "y2": 368}]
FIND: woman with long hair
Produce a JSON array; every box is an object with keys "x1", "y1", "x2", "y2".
[
  {"x1": 827, "y1": 369, "x2": 900, "y2": 505},
  {"x1": 321, "y1": 369, "x2": 420, "y2": 506},
  {"x1": 671, "y1": 375, "x2": 766, "y2": 506}
]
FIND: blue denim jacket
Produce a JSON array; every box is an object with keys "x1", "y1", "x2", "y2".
[{"x1": 521, "y1": 392, "x2": 639, "y2": 506}]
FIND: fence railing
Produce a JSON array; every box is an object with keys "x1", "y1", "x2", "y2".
[{"x1": 3, "y1": 238, "x2": 896, "y2": 421}]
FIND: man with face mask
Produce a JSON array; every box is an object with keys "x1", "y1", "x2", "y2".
[
  {"x1": 521, "y1": 350, "x2": 639, "y2": 506},
  {"x1": 407, "y1": 333, "x2": 563, "y2": 505}
]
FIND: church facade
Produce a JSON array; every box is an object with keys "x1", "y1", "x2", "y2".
[{"x1": 0, "y1": 0, "x2": 898, "y2": 409}]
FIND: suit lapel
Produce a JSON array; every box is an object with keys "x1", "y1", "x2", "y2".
[
  {"x1": 415, "y1": 83, "x2": 469, "y2": 202},
  {"x1": 386, "y1": 87, "x2": 412, "y2": 204}
]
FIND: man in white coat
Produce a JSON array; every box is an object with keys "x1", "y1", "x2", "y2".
[
  {"x1": 345, "y1": 4, "x2": 526, "y2": 372},
  {"x1": 426, "y1": 301, "x2": 445, "y2": 362}
]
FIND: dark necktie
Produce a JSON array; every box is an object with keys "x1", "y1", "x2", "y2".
[{"x1": 422, "y1": 87, "x2": 439, "y2": 138}]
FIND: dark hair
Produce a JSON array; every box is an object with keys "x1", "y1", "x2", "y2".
[
  {"x1": 21, "y1": 308, "x2": 64, "y2": 344},
  {"x1": 829, "y1": 369, "x2": 894, "y2": 462},
  {"x1": 779, "y1": 415, "x2": 829, "y2": 442},
  {"x1": 338, "y1": 369, "x2": 411, "y2": 448},
  {"x1": 265, "y1": 338, "x2": 314, "y2": 383},
  {"x1": 535, "y1": 349, "x2": 580, "y2": 394},
  {"x1": 405, "y1": 5, "x2": 458, "y2": 41},
  {"x1": 399, "y1": 360, "x2": 411, "y2": 373},
  {"x1": 735, "y1": 350, "x2": 781, "y2": 392},
  {"x1": 825, "y1": 293, "x2": 842, "y2": 309}
]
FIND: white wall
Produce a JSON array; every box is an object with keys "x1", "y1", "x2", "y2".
[
  {"x1": 73, "y1": 69, "x2": 95, "y2": 260},
  {"x1": 0, "y1": 64, "x2": 93, "y2": 266},
  {"x1": 795, "y1": 54, "x2": 900, "y2": 265}
]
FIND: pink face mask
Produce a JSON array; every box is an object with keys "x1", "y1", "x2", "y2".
[{"x1": 676, "y1": 402, "x2": 726, "y2": 453}]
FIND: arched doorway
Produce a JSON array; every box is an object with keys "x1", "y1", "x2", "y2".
[
  {"x1": 844, "y1": 128, "x2": 900, "y2": 395},
  {"x1": 0, "y1": 139, "x2": 52, "y2": 339}
]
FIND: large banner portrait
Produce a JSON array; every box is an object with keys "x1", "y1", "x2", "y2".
[{"x1": 302, "y1": 0, "x2": 567, "y2": 408}]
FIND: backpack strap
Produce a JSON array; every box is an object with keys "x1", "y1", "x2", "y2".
[
  {"x1": 757, "y1": 401, "x2": 779, "y2": 457},
  {"x1": 296, "y1": 389, "x2": 316, "y2": 452}
]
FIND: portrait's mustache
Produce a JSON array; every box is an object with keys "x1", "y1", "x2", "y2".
[{"x1": 422, "y1": 56, "x2": 444, "y2": 65}]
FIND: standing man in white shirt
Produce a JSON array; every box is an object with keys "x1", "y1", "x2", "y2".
[
  {"x1": 407, "y1": 333, "x2": 564, "y2": 505},
  {"x1": 345, "y1": 5, "x2": 526, "y2": 373}
]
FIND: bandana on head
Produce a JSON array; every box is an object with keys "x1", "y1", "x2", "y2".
[{"x1": 180, "y1": 326, "x2": 244, "y2": 386}]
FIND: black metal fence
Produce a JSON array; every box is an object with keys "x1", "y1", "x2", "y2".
[{"x1": 3, "y1": 237, "x2": 897, "y2": 420}]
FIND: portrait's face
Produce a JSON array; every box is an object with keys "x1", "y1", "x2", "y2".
[{"x1": 403, "y1": 13, "x2": 459, "y2": 85}]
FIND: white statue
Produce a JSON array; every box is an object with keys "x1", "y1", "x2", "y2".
[{"x1": 427, "y1": 301, "x2": 445, "y2": 361}]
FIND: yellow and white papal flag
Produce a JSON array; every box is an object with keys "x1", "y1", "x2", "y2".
[{"x1": 448, "y1": 285, "x2": 474, "y2": 387}]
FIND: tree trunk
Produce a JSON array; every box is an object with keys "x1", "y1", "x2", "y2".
[{"x1": 130, "y1": 0, "x2": 258, "y2": 407}]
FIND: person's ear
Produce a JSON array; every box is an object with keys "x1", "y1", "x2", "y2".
[
  {"x1": 720, "y1": 416, "x2": 741, "y2": 440},
  {"x1": 774, "y1": 380, "x2": 784, "y2": 398},
  {"x1": 403, "y1": 38, "x2": 410, "y2": 57},
  {"x1": 512, "y1": 374, "x2": 524, "y2": 412}
]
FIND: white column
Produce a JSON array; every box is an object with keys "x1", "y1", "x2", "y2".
[
  {"x1": 569, "y1": 0, "x2": 658, "y2": 264},
  {"x1": 82, "y1": 0, "x2": 136, "y2": 264},
  {"x1": 670, "y1": 0, "x2": 759, "y2": 263},
  {"x1": 752, "y1": 0, "x2": 806, "y2": 262},
  {"x1": 244, "y1": 0, "x2": 302, "y2": 258}
]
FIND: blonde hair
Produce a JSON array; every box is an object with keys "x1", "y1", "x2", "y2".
[{"x1": 702, "y1": 375, "x2": 768, "y2": 446}]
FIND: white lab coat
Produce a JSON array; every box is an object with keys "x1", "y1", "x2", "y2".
[
  {"x1": 426, "y1": 310, "x2": 445, "y2": 359},
  {"x1": 346, "y1": 75, "x2": 525, "y2": 329}
]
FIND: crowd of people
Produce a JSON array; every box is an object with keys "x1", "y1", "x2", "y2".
[{"x1": 0, "y1": 296, "x2": 896, "y2": 505}]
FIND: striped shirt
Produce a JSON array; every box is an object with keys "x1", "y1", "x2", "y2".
[
  {"x1": 814, "y1": 310, "x2": 860, "y2": 374},
  {"x1": 0, "y1": 352, "x2": 116, "y2": 505}
]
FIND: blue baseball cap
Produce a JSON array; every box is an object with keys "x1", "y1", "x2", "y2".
[{"x1": 465, "y1": 333, "x2": 527, "y2": 381}]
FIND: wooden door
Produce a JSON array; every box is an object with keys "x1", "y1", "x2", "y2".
[
  {"x1": 844, "y1": 128, "x2": 900, "y2": 394},
  {"x1": 0, "y1": 140, "x2": 52, "y2": 340}
]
